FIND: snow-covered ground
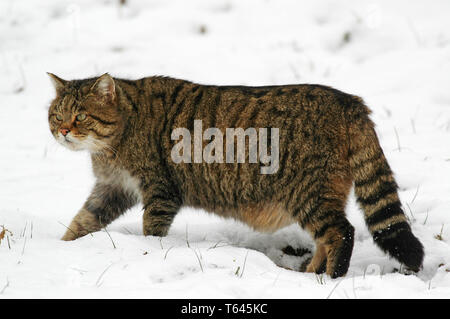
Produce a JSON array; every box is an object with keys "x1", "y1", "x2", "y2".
[{"x1": 1, "y1": 0, "x2": 450, "y2": 298}]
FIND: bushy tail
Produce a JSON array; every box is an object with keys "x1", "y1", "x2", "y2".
[{"x1": 348, "y1": 105, "x2": 424, "y2": 271}]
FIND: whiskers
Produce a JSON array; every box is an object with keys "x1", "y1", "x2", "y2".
[{"x1": 84, "y1": 136, "x2": 118, "y2": 156}]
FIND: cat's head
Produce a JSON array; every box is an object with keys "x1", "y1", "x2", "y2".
[{"x1": 47, "y1": 73, "x2": 122, "y2": 154}]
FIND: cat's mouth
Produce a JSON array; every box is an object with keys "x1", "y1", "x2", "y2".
[{"x1": 57, "y1": 134, "x2": 87, "y2": 151}]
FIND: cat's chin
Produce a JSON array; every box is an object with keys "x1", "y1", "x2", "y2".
[
  {"x1": 59, "y1": 137, "x2": 111, "y2": 154},
  {"x1": 57, "y1": 136, "x2": 88, "y2": 152},
  {"x1": 59, "y1": 140, "x2": 85, "y2": 151}
]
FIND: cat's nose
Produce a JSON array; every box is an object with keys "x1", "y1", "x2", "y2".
[{"x1": 60, "y1": 128, "x2": 70, "y2": 136}]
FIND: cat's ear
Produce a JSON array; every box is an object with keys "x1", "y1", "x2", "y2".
[
  {"x1": 90, "y1": 73, "x2": 116, "y2": 102},
  {"x1": 47, "y1": 72, "x2": 67, "y2": 94}
]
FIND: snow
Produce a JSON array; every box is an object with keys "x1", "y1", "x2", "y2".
[{"x1": 1, "y1": 0, "x2": 450, "y2": 298}]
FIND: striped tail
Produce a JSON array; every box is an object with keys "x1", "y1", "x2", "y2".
[{"x1": 348, "y1": 107, "x2": 424, "y2": 272}]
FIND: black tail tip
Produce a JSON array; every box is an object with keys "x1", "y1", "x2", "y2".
[{"x1": 374, "y1": 225, "x2": 424, "y2": 272}]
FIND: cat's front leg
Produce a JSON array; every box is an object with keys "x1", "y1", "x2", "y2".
[
  {"x1": 61, "y1": 182, "x2": 139, "y2": 241},
  {"x1": 61, "y1": 208, "x2": 101, "y2": 241},
  {"x1": 141, "y1": 181, "x2": 182, "y2": 237}
]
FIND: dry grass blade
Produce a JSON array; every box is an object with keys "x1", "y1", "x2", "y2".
[
  {"x1": 95, "y1": 263, "x2": 114, "y2": 287},
  {"x1": 21, "y1": 221, "x2": 27, "y2": 238},
  {"x1": 423, "y1": 210, "x2": 429, "y2": 225},
  {"x1": 185, "y1": 224, "x2": 190, "y2": 248},
  {"x1": 122, "y1": 226, "x2": 132, "y2": 234},
  {"x1": 103, "y1": 227, "x2": 116, "y2": 249},
  {"x1": 207, "y1": 240, "x2": 231, "y2": 250},
  {"x1": 435, "y1": 224, "x2": 445, "y2": 241},
  {"x1": 0, "y1": 278, "x2": 10, "y2": 295},
  {"x1": 411, "y1": 185, "x2": 420, "y2": 204},
  {"x1": 327, "y1": 278, "x2": 344, "y2": 299},
  {"x1": 57, "y1": 221, "x2": 77, "y2": 237},
  {"x1": 240, "y1": 250, "x2": 249, "y2": 278},
  {"x1": 21, "y1": 237, "x2": 27, "y2": 255},
  {"x1": 191, "y1": 248, "x2": 204, "y2": 272},
  {"x1": 394, "y1": 127, "x2": 401, "y2": 152},
  {"x1": 164, "y1": 246, "x2": 174, "y2": 260},
  {"x1": 0, "y1": 226, "x2": 13, "y2": 246}
]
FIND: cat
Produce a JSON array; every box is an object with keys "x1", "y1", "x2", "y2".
[{"x1": 47, "y1": 72, "x2": 424, "y2": 278}]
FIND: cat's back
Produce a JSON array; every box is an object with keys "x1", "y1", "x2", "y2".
[{"x1": 117, "y1": 76, "x2": 365, "y2": 127}]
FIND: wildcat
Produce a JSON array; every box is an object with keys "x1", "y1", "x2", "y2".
[{"x1": 47, "y1": 73, "x2": 424, "y2": 278}]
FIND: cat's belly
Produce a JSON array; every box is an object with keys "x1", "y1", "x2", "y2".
[
  {"x1": 235, "y1": 202, "x2": 296, "y2": 232},
  {"x1": 206, "y1": 202, "x2": 296, "y2": 233}
]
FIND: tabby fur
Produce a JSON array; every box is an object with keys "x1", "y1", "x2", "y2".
[{"x1": 47, "y1": 73, "x2": 424, "y2": 278}]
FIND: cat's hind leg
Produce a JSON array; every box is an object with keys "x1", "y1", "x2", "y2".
[
  {"x1": 293, "y1": 174, "x2": 354, "y2": 278},
  {"x1": 307, "y1": 214, "x2": 354, "y2": 278},
  {"x1": 299, "y1": 202, "x2": 355, "y2": 278},
  {"x1": 305, "y1": 243, "x2": 327, "y2": 274}
]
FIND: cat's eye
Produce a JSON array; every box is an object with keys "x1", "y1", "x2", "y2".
[
  {"x1": 76, "y1": 114, "x2": 87, "y2": 121},
  {"x1": 55, "y1": 114, "x2": 63, "y2": 121}
]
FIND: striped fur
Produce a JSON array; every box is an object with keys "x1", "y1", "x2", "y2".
[
  {"x1": 48, "y1": 73, "x2": 424, "y2": 278},
  {"x1": 348, "y1": 109, "x2": 424, "y2": 272}
]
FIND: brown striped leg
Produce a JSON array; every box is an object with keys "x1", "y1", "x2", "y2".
[
  {"x1": 138, "y1": 169, "x2": 182, "y2": 237},
  {"x1": 305, "y1": 243, "x2": 327, "y2": 274},
  {"x1": 142, "y1": 194, "x2": 181, "y2": 237},
  {"x1": 311, "y1": 214, "x2": 354, "y2": 278},
  {"x1": 300, "y1": 198, "x2": 354, "y2": 278},
  {"x1": 62, "y1": 209, "x2": 102, "y2": 241},
  {"x1": 62, "y1": 182, "x2": 139, "y2": 241},
  {"x1": 143, "y1": 208, "x2": 178, "y2": 237}
]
